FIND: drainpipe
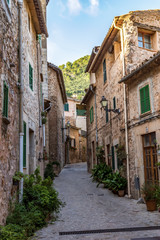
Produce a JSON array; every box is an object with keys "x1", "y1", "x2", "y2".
[
  {"x1": 18, "y1": 0, "x2": 23, "y2": 202},
  {"x1": 114, "y1": 21, "x2": 131, "y2": 198},
  {"x1": 42, "y1": 93, "x2": 45, "y2": 147}
]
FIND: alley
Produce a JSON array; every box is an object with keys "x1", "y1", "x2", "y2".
[{"x1": 33, "y1": 163, "x2": 160, "y2": 240}]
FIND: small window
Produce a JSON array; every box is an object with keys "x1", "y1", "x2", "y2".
[
  {"x1": 37, "y1": 35, "x2": 42, "y2": 48},
  {"x1": 90, "y1": 106, "x2": 94, "y2": 124},
  {"x1": 138, "y1": 32, "x2": 152, "y2": 50},
  {"x1": 140, "y1": 85, "x2": 151, "y2": 114},
  {"x1": 28, "y1": 14, "x2": 30, "y2": 32},
  {"x1": 29, "y1": 63, "x2": 33, "y2": 90},
  {"x1": 3, "y1": 82, "x2": 9, "y2": 118},
  {"x1": 103, "y1": 59, "x2": 107, "y2": 84},
  {"x1": 113, "y1": 97, "x2": 116, "y2": 110},
  {"x1": 23, "y1": 121, "x2": 27, "y2": 168},
  {"x1": 106, "y1": 105, "x2": 109, "y2": 123},
  {"x1": 64, "y1": 103, "x2": 69, "y2": 111}
]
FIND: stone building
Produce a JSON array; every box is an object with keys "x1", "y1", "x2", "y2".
[
  {"x1": 47, "y1": 63, "x2": 67, "y2": 171},
  {"x1": 120, "y1": 51, "x2": 160, "y2": 199},
  {"x1": 64, "y1": 98, "x2": 87, "y2": 164},
  {"x1": 0, "y1": 0, "x2": 48, "y2": 224},
  {"x1": 82, "y1": 10, "x2": 160, "y2": 198}
]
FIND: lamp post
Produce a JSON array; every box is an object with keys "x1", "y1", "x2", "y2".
[{"x1": 100, "y1": 96, "x2": 120, "y2": 114}]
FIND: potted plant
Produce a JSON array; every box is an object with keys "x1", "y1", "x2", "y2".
[{"x1": 141, "y1": 183, "x2": 157, "y2": 211}]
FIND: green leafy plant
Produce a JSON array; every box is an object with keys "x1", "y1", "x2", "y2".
[
  {"x1": 96, "y1": 146, "x2": 105, "y2": 164},
  {"x1": 91, "y1": 163, "x2": 112, "y2": 184},
  {"x1": 141, "y1": 183, "x2": 157, "y2": 201},
  {"x1": 44, "y1": 161, "x2": 60, "y2": 180},
  {"x1": 1, "y1": 168, "x2": 63, "y2": 240},
  {"x1": 12, "y1": 171, "x2": 24, "y2": 182}
]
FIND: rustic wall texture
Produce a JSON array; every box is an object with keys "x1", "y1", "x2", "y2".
[{"x1": 83, "y1": 10, "x2": 160, "y2": 198}]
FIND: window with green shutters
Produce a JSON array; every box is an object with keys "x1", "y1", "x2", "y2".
[
  {"x1": 23, "y1": 121, "x2": 27, "y2": 168},
  {"x1": 7, "y1": 0, "x2": 10, "y2": 5},
  {"x1": 103, "y1": 59, "x2": 107, "y2": 84},
  {"x1": 140, "y1": 85, "x2": 151, "y2": 114},
  {"x1": 90, "y1": 106, "x2": 94, "y2": 124},
  {"x1": 29, "y1": 63, "x2": 33, "y2": 90},
  {"x1": 64, "y1": 103, "x2": 69, "y2": 111},
  {"x1": 3, "y1": 82, "x2": 9, "y2": 118},
  {"x1": 106, "y1": 105, "x2": 109, "y2": 123},
  {"x1": 113, "y1": 97, "x2": 116, "y2": 110}
]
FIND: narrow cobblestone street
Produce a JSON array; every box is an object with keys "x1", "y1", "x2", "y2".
[{"x1": 33, "y1": 163, "x2": 160, "y2": 240}]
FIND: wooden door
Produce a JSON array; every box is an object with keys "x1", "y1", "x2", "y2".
[{"x1": 143, "y1": 132, "x2": 159, "y2": 184}]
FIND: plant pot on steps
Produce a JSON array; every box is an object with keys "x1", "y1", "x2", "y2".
[
  {"x1": 118, "y1": 190, "x2": 125, "y2": 197},
  {"x1": 146, "y1": 200, "x2": 157, "y2": 211}
]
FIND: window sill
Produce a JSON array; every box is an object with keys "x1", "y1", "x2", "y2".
[
  {"x1": 138, "y1": 47, "x2": 157, "y2": 53},
  {"x1": 140, "y1": 111, "x2": 152, "y2": 118},
  {"x1": 2, "y1": 116, "x2": 10, "y2": 125}
]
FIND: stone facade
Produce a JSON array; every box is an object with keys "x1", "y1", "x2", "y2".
[
  {"x1": 47, "y1": 63, "x2": 67, "y2": 171},
  {"x1": 0, "y1": 0, "x2": 48, "y2": 224},
  {"x1": 82, "y1": 10, "x2": 160, "y2": 198},
  {"x1": 64, "y1": 98, "x2": 87, "y2": 163}
]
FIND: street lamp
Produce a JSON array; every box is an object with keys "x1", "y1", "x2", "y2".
[{"x1": 100, "y1": 96, "x2": 120, "y2": 114}]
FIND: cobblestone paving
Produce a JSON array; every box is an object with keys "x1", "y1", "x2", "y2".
[{"x1": 32, "y1": 163, "x2": 160, "y2": 240}]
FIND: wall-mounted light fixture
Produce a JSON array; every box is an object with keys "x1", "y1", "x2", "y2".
[{"x1": 100, "y1": 96, "x2": 120, "y2": 114}]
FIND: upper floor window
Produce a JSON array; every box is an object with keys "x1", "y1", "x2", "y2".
[
  {"x1": 103, "y1": 59, "x2": 107, "y2": 84},
  {"x1": 113, "y1": 97, "x2": 116, "y2": 110},
  {"x1": 28, "y1": 14, "x2": 30, "y2": 32},
  {"x1": 138, "y1": 32, "x2": 152, "y2": 50},
  {"x1": 29, "y1": 63, "x2": 33, "y2": 90},
  {"x1": 7, "y1": 0, "x2": 10, "y2": 5},
  {"x1": 3, "y1": 82, "x2": 9, "y2": 118},
  {"x1": 106, "y1": 105, "x2": 109, "y2": 123},
  {"x1": 90, "y1": 106, "x2": 94, "y2": 124},
  {"x1": 140, "y1": 85, "x2": 151, "y2": 114},
  {"x1": 64, "y1": 103, "x2": 69, "y2": 111}
]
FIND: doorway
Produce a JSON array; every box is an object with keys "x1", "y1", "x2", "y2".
[
  {"x1": 142, "y1": 132, "x2": 158, "y2": 184},
  {"x1": 29, "y1": 129, "x2": 35, "y2": 175}
]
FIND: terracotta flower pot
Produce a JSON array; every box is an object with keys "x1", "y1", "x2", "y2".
[
  {"x1": 146, "y1": 200, "x2": 157, "y2": 211},
  {"x1": 118, "y1": 190, "x2": 125, "y2": 197}
]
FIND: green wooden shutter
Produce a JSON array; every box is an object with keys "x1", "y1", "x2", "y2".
[
  {"x1": 3, "y1": 82, "x2": 8, "y2": 118},
  {"x1": 106, "y1": 105, "x2": 109, "y2": 123},
  {"x1": 140, "y1": 85, "x2": 150, "y2": 114},
  {"x1": 23, "y1": 121, "x2": 27, "y2": 168},
  {"x1": 92, "y1": 107, "x2": 94, "y2": 123},
  {"x1": 7, "y1": 0, "x2": 9, "y2": 5},
  {"x1": 113, "y1": 97, "x2": 116, "y2": 110},
  {"x1": 103, "y1": 59, "x2": 107, "y2": 83},
  {"x1": 111, "y1": 146, "x2": 115, "y2": 170},
  {"x1": 64, "y1": 103, "x2": 69, "y2": 111},
  {"x1": 29, "y1": 63, "x2": 33, "y2": 90}
]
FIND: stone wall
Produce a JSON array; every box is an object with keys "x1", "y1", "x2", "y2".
[
  {"x1": 47, "y1": 66, "x2": 65, "y2": 171},
  {"x1": 0, "y1": 0, "x2": 19, "y2": 225}
]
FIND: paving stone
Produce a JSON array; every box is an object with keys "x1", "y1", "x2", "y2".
[{"x1": 32, "y1": 163, "x2": 160, "y2": 240}]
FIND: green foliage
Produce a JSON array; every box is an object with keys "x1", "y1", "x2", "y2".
[
  {"x1": 96, "y1": 146, "x2": 105, "y2": 164},
  {"x1": 44, "y1": 161, "x2": 60, "y2": 180},
  {"x1": 91, "y1": 163, "x2": 112, "y2": 184},
  {"x1": 103, "y1": 172, "x2": 127, "y2": 191},
  {"x1": 0, "y1": 168, "x2": 63, "y2": 240},
  {"x1": 141, "y1": 183, "x2": 157, "y2": 201},
  {"x1": 0, "y1": 224, "x2": 27, "y2": 240},
  {"x1": 12, "y1": 171, "x2": 24, "y2": 182},
  {"x1": 59, "y1": 55, "x2": 90, "y2": 100}
]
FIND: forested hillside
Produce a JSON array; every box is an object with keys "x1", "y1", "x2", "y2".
[{"x1": 59, "y1": 55, "x2": 90, "y2": 100}]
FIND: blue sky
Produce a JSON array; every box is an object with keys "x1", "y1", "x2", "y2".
[{"x1": 47, "y1": 0, "x2": 160, "y2": 66}]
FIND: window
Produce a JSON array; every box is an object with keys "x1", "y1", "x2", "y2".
[
  {"x1": 90, "y1": 106, "x2": 94, "y2": 124},
  {"x1": 29, "y1": 63, "x2": 33, "y2": 90},
  {"x1": 113, "y1": 97, "x2": 116, "y2": 110},
  {"x1": 103, "y1": 59, "x2": 107, "y2": 84},
  {"x1": 140, "y1": 85, "x2": 151, "y2": 114},
  {"x1": 64, "y1": 103, "x2": 69, "y2": 111},
  {"x1": 23, "y1": 121, "x2": 27, "y2": 168},
  {"x1": 28, "y1": 14, "x2": 30, "y2": 32},
  {"x1": 106, "y1": 105, "x2": 109, "y2": 123},
  {"x1": 70, "y1": 138, "x2": 76, "y2": 148},
  {"x1": 37, "y1": 35, "x2": 42, "y2": 48},
  {"x1": 138, "y1": 32, "x2": 152, "y2": 50},
  {"x1": 3, "y1": 82, "x2": 8, "y2": 118},
  {"x1": 77, "y1": 109, "x2": 86, "y2": 116}
]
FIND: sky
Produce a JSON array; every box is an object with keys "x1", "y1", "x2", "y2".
[{"x1": 47, "y1": 0, "x2": 160, "y2": 66}]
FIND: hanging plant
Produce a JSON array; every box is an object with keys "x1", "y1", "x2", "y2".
[{"x1": 42, "y1": 117, "x2": 47, "y2": 125}]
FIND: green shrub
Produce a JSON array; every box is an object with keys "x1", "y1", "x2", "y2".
[
  {"x1": 1, "y1": 168, "x2": 63, "y2": 239},
  {"x1": 44, "y1": 161, "x2": 60, "y2": 180},
  {"x1": 91, "y1": 163, "x2": 112, "y2": 183},
  {"x1": 0, "y1": 224, "x2": 27, "y2": 240}
]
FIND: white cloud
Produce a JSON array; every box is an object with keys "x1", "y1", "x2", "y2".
[
  {"x1": 67, "y1": 0, "x2": 82, "y2": 15},
  {"x1": 88, "y1": 0, "x2": 99, "y2": 15}
]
